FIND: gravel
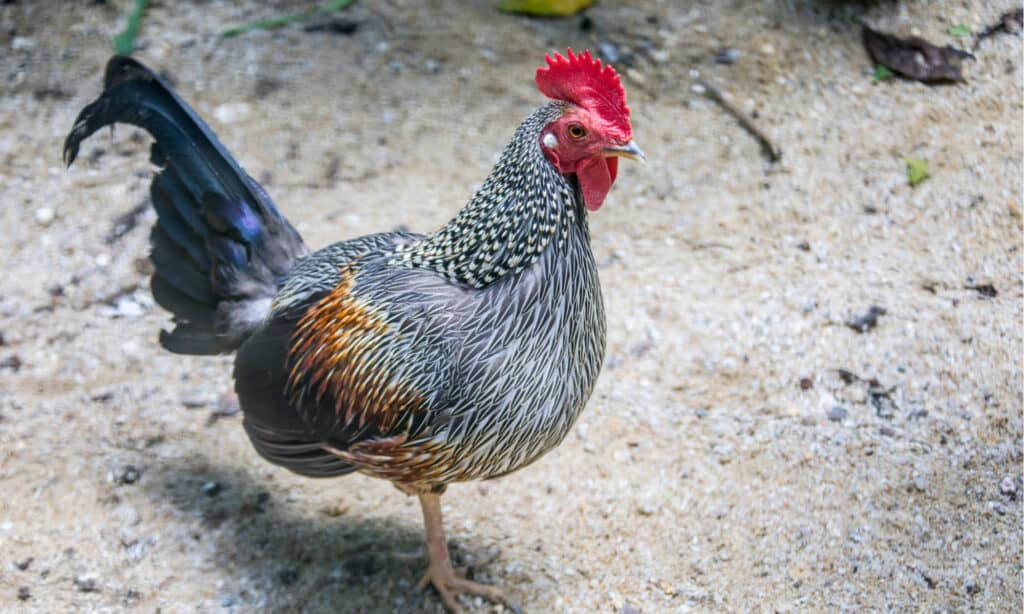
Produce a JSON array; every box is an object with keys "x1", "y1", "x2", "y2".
[{"x1": 0, "y1": 1, "x2": 1019, "y2": 613}]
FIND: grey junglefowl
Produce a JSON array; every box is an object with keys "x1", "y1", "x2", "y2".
[{"x1": 64, "y1": 49, "x2": 643, "y2": 611}]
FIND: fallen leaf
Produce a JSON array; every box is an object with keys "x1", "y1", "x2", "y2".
[
  {"x1": 872, "y1": 64, "x2": 894, "y2": 83},
  {"x1": 497, "y1": 0, "x2": 593, "y2": 17},
  {"x1": 905, "y1": 158, "x2": 930, "y2": 186},
  {"x1": 947, "y1": 24, "x2": 971, "y2": 37},
  {"x1": 862, "y1": 24, "x2": 973, "y2": 83}
]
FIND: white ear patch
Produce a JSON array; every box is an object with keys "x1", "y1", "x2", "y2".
[{"x1": 542, "y1": 133, "x2": 558, "y2": 149}]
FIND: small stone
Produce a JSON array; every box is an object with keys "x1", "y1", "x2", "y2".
[
  {"x1": 619, "y1": 605, "x2": 641, "y2": 614},
  {"x1": 110, "y1": 465, "x2": 141, "y2": 485},
  {"x1": 14, "y1": 557, "x2": 33, "y2": 571},
  {"x1": 598, "y1": 41, "x2": 620, "y2": 63},
  {"x1": 714, "y1": 47, "x2": 741, "y2": 64},
  {"x1": 213, "y1": 102, "x2": 251, "y2": 124},
  {"x1": 201, "y1": 481, "x2": 222, "y2": 497},
  {"x1": 999, "y1": 476, "x2": 1017, "y2": 496},
  {"x1": 759, "y1": 43, "x2": 775, "y2": 55},
  {"x1": 213, "y1": 392, "x2": 241, "y2": 417},
  {"x1": 73, "y1": 575, "x2": 99, "y2": 593},
  {"x1": 221, "y1": 595, "x2": 236, "y2": 607},
  {"x1": 11, "y1": 37, "x2": 35, "y2": 50},
  {"x1": 827, "y1": 406, "x2": 848, "y2": 422},
  {"x1": 17, "y1": 586, "x2": 30, "y2": 601},
  {"x1": 637, "y1": 504, "x2": 656, "y2": 516},
  {"x1": 694, "y1": 408, "x2": 708, "y2": 418},
  {"x1": 424, "y1": 59, "x2": 441, "y2": 74},
  {"x1": 799, "y1": 377, "x2": 813, "y2": 390},
  {"x1": 0, "y1": 355, "x2": 22, "y2": 372},
  {"x1": 181, "y1": 395, "x2": 210, "y2": 409},
  {"x1": 35, "y1": 207, "x2": 55, "y2": 225}
]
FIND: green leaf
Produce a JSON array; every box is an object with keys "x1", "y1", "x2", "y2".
[
  {"x1": 497, "y1": 0, "x2": 593, "y2": 17},
  {"x1": 905, "y1": 158, "x2": 930, "y2": 187},
  {"x1": 112, "y1": 0, "x2": 147, "y2": 56},
  {"x1": 222, "y1": 0, "x2": 354, "y2": 38},
  {"x1": 872, "y1": 64, "x2": 894, "y2": 83},
  {"x1": 947, "y1": 24, "x2": 971, "y2": 37}
]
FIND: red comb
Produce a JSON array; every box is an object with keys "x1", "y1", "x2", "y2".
[{"x1": 535, "y1": 48, "x2": 631, "y2": 141}]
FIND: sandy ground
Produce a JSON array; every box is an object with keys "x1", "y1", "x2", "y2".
[{"x1": 0, "y1": 1, "x2": 1021, "y2": 612}]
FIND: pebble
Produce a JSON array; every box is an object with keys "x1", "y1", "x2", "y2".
[
  {"x1": 202, "y1": 481, "x2": 222, "y2": 497},
  {"x1": 213, "y1": 103, "x2": 251, "y2": 124},
  {"x1": 11, "y1": 36, "x2": 34, "y2": 50},
  {"x1": 619, "y1": 605, "x2": 641, "y2": 614},
  {"x1": 34, "y1": 207, "x2": 55, "y2": 225},
  {"x1": 73, "y1": 575, "x2": 99, "y2": 593},
  {"x1": 110, "y1": 465, "x2": 141, "y2": 485},
  {"x1": 214, "y1": 392, "x2": 241, "y2": 417},
  {"x1": 0, "y1": 355, "x2": 22, "y2": 372},
  {"x1": 598, "y1": 41, "x2": 621, "y2": 63},
  {"x1": 998, "y1": 477, "x2": 1016, "y2": 496},
  {"x1": 17, "y1": 586, "x2": 30, "y2": 601},
  {"x1": 181, "y1": 395, "x2": 211, "y2": 409},
  {"x1": 637, "y1": 504, "x2": 656, "y2": 516},
  {"x1": 715, "y1": 47, "x2": 741, "y2": 64},
  {"x1": 827, "y1": 406, "x2": 848, "y2": 422},
  {"x1": 101, "y1": 294, "x2": 145, "y2": 319}
]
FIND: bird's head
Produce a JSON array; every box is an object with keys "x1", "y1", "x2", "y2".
[{"x1": 536, "y1": 49, "x2": 644, "y2": 212}]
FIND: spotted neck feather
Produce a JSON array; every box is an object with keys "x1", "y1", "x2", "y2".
[{"x1": 393, "y1": 102, "x2": 581, "y2": 288}]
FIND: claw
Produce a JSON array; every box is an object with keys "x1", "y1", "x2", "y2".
[{"x1": 419, "y1": 561, "x2": 516, "y2": 613}]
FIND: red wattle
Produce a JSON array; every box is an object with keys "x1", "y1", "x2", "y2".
[{"x1": 577, "y1": 156, "x2": 615, "y2": 212}]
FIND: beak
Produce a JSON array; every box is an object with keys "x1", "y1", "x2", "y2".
[{"x1": 604, "y1": 140, "x2": 646, "y2": 163}]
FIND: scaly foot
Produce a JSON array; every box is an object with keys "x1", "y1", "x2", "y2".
[{"x1": 416, "y1": 562, "x2": 515, "y2": 612}]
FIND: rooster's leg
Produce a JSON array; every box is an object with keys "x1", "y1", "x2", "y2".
[{"x1": 415, "y1": 492, "x2": 512, "y2": 612}]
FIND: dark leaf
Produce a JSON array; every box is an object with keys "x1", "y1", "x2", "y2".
[{"x1": 862, "y1": 24, "x2": 972, "y2": 83}]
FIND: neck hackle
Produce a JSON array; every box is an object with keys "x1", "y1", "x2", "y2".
[{"x1": 393, "y1": 103, "x2": 582, "y2": 288}]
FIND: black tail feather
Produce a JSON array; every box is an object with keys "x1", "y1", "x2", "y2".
[{"x1": 65, "y1": 56, "x2": 307, "y2": 354}]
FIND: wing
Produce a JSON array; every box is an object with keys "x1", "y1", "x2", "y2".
[{"x1": 234, "y1": 232, "x2": 469, "y2": 481}]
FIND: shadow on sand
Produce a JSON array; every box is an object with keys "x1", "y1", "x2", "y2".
[{"x1": 139, "y1": 453, "x2": 514, "y2": 613}]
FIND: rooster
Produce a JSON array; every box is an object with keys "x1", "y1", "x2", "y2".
[{"x1": 64, "y1": 49, "x2": 642, "y2": 611}]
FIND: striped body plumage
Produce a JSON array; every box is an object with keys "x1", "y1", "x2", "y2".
[{"x1": 239, "y1": 102, "x2": 606, "y2": 487}]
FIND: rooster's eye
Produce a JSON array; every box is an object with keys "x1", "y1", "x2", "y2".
[{"x1": 567, "y1": 123, "x2": 587, "y2": 141}]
